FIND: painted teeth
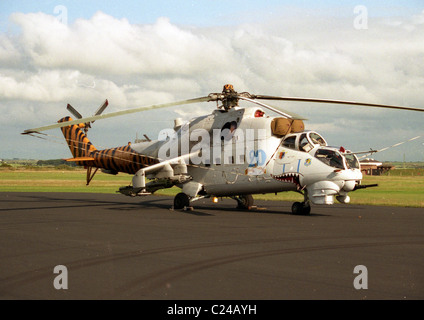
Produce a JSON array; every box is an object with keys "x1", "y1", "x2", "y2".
[{"x1": 272, "y1": 173, "x2": 300, "y2": 185}]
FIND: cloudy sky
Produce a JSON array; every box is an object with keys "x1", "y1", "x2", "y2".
[{"x1": 1, "y1": 0, "x2": 423, "y2": 161}]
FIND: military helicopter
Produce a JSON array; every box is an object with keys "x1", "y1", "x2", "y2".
[{"x1": 23, "y1": 84, "x2": 424, "y2": 215}]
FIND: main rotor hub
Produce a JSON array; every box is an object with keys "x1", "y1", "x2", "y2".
[
  {"x1": 221, "y1": 84, "x2": 239, "y2": 111},
  {"x1": 206, "y1": 84, "x2": 256, "y2": 111}
]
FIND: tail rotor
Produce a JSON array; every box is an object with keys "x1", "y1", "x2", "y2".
[{"x1": 66, "y1": 99, "x2": 109, "y2": 133}]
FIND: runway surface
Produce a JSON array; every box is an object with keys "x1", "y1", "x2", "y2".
[{"x1": 1, "y1": 192, "x2": 423, "y2": 300}]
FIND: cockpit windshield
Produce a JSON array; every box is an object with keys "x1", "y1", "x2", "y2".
[
  {"x1": 344, "y1": 153, "x2": 360, "y2": 169},
  {"x1": 315, "y1": 149, "x2": 345, "y2": 169}
]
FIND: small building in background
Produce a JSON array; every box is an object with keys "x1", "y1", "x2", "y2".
[{"x1": 360, "y1": 158, "x2": 393, "y2": 175}]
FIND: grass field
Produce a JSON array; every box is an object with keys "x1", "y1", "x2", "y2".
[{"x1": 1, "y1": 168, "x2": 423, "y2": 208}]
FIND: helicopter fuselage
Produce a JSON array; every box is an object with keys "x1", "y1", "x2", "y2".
[
  {"x1": 130, "y1": 106, "x2": 362, "y2": 206},
  {"x1": 25, "y1": 84, "x2": 423, "y2": 214}
]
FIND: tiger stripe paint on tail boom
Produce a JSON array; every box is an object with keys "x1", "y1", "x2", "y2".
[{"x1": 58, "y1": 117, "x2": 158, "y2": 173}]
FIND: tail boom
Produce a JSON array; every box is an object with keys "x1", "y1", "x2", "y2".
[{"x1": 59, "y1": 117, "x2": 158, "y2": 174}]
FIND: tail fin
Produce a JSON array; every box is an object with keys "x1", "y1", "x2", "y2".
[{"x1": 58, "y1": 117, "x2": 97, "y2": 158}]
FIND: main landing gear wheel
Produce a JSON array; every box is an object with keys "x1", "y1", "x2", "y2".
[
  {"x1": 235, "y1": 194, "x2": 254, "y2": 210},
  {"x1": 291, "y1": 202, "x2": 311, "y2": 215},
  {"x1": 174, "y1": 192, "x2": 190, "y2": 210}
]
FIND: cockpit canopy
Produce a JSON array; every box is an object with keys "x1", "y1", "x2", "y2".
[
  {"x1": 281, "y1": 131, "x2": 327, "y2": 152},
  {"x1": 280, "y1": 131, "x2": 360, "y2": 170}
]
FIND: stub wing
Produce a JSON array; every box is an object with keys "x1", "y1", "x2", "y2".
[{"x1": 119, "y1": 152, "x2": 196, "y2": 197}]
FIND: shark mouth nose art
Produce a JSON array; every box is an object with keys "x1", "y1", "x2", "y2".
[{"x1": 272, "y1": 173, "x2": 301, "y2": 187}]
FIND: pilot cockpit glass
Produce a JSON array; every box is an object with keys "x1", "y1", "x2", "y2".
[
  {"x1": 299, "y1": 133, "x2": 313, "y2": 152},
  {"x1": 309, "y1": 132, "x2": 326, "y2": 146},
  {"x1": 281, "y1": 136, "x2": 296, "y2": 149},
  {"x1": 315, "y1": 149, "x2": 345, "y2": 169}
]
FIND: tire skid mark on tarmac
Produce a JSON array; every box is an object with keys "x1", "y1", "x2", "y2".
[
  {"x1": 108, "y1": 239, "x2": 424, "y2": 298},
  {"x1": 2, "y1": 234, "x2": 423, "y2": 296},
  {"x1": 1, "y1": 236, "x2": 325, "y2": 289}
]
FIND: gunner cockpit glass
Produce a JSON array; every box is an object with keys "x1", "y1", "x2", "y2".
[
  {"x1": 315, "y1": 149, "x2": 345, "y2": 169},
  {"x1": 344, "y1": 153, "x2": 360, "y2": 169}
]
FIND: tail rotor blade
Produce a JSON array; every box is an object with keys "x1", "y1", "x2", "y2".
[
  {"x1": 91, "y1": 99, "x2": 109, "y2": 125},
  {"x1": 66, "y1": 104, "x2": 83, "y2": 119},
  {"x1": 94, "y1": 99, "x2": 109, "y2": 116}
]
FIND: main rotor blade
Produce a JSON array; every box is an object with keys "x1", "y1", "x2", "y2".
[
  {"x1": 252, "y1": 95, "x2": 424, "y2": 113},
  {"x1": 357, "y1": 135, "x2": 422, "y2": 159},
  {"x1": 24, "y1": 96, "x2": 210, "y2": 133},
  {"x1": 237, "y1": 96, "x2": 306, "y2": 120}
]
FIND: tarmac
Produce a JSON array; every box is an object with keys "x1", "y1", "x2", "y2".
[{"x1": 1, "y1": 192, "x2": 423, "y2": 300}]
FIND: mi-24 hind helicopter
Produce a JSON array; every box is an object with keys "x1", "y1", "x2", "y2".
[{"x1": 23, "y1": 84, "x2": 424, "y2": 215}]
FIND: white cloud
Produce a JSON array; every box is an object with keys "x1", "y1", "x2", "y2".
[
  {"x1": 9, "y1": 12, "x2": 231, "y2": 77},
  {"x1": 0, "y1": 34, "x2": 21, "y2": 64}
]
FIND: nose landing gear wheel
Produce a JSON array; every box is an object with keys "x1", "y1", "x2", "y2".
[
  {"x1": 291, "y1": 202, "x2": 311, "y2": 215},
  {"x1": 174, "y1": 192, "x2": 190, "y2": 210}
]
